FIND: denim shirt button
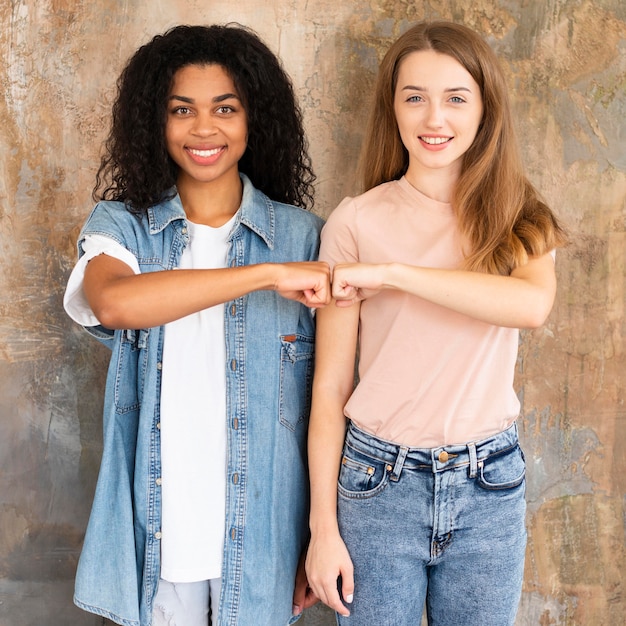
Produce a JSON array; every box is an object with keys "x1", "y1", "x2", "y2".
[
  {"x1": 155, "y1": 477, "x2": 162, "y2": 486},
  {"x1": 230, "y1": 304, "x2": 236, "y2": 316},
  {"x1": 154, "y1": 531, "x2": 162, "y2": 540},
  {"x1": 233, "y1": 473, "x2": 239, "y2": 485},
  {"x1": 156, "y1": 422, "x2": 161, "y2": 430},
  {"x1": 233, "y1": 417, "x2": 239, "y2": 430},
  {"x1": 230, "y1": 359, "x2": 237, "y2": 371},
  {"x1": 230, "y1": 528, "x2": 236, "y2": 540},
  {"x1": 156, "y1": 362, "x2": 163, "y2": 370}
]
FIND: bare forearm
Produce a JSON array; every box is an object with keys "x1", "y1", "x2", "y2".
[
  {"x1": 333, "y1": 253, "x2": 556, "y2": 328},
  {"x1": 384, "y1": 262, "x2": 555, "y2": 328},
  {"x1": 308, "y1": 303, "x2": 360, "y2": 535},
  {"x1": 87, "y1": 263, "x2": 285, "y2": 329},
  {"x1": 308, "y1": 406, "x2": 346, "y2": 536}
]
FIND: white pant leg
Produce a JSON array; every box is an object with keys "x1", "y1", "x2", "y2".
[
  {"x1": 153, "y1": 579, "x2": 211, "y2": 626},
  {"x1": 209, "y1": 578, "x2": 222, "y2": 622}
]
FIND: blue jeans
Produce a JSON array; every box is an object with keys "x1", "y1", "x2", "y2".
[{"x1": 336, "y1": 422, "x2": 527, "y2": 626}]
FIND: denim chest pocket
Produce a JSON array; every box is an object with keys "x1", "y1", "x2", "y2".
[
  {"x1": 114, "y1": 328, "x2": 150, "y2": 414},
  {"x1": 279, "y1": 333, "x2": 314, "y2": 431},
  {"x1": 476, "y1": 444, "x2": 526, "y2": 490},
  {"x1": 337, "y1": 445, "x2": 391, "y2": 499}
]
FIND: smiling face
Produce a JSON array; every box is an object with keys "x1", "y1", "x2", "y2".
[
  {"x1": 393, "y1": 49, "x2": 483, "y2": 186},
  {"x1": 165, "y1": 63, "x2": 248, "y2": 196}
]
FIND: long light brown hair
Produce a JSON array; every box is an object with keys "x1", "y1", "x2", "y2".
[{"x1": 359, "y1": 21, "x2": 566, "y2": 274}]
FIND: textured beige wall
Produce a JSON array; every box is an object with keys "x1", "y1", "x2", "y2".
[{"x1": 0, "y1": 1, "x2": 624, "y2": 625}]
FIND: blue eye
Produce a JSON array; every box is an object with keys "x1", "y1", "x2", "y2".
[{"x1": 449, "y1": 96, "x2": 466, "y2": 103}]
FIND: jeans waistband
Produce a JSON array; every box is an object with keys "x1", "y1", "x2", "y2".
[{"x1": 344, "y1": 421, "x2": 520, "y2": 480}]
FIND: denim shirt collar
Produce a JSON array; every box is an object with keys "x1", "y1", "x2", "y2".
[
  {"x1": 146, "y1": 193, "x2": 185, "y2": 234},
  {"x1": 145, "y1": 174, "x2": 275, "y2": 250},
  {"x1": 235, "y1": 174, "x2": 275, "y2": 250}
]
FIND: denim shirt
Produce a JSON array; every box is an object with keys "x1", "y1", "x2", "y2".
[{"x1": 71, "y1": 175, "x2": 323, "y2": 626}]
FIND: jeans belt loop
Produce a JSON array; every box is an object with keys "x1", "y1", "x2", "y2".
[
  {"x1": 390, "y1": 446, "x2": 409, "y2": 482},
  {"x1": 468, "y1": 441, "x2": 478, "y2": 478}
]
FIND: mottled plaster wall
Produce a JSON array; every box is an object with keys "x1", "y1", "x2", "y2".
[{"x1": 0, "y1": 1, "x2": 624, "y2": 625}]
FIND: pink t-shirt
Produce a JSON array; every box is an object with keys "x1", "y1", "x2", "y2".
[{"x1": 320, "y1": 176, "x2": 520, "y2": 447}]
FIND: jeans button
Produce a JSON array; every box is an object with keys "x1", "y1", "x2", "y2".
[{"x1": 438, "y1": 451, "x2": 449, "y2": 463}]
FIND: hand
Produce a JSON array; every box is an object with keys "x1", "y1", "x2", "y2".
[
  {"x1": 292, "y1": 552, "x2": 319, "y2": 616},
  {"x1": 305, "y1": 532, "x2": 354, "y2": 617},
  {"x1": 274, "y1": 262, "x2": 331, "y2": 308},
  {"x1": 332, "y1": 263, "x2": 387, "y2": 307}
]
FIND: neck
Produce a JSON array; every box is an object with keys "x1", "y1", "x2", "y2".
[
  {"x1": 177, "y1": 171, "x2": 243, "y2": 227},
  {"x1": 404, "y1": 166, "x2": 459, "y2": 204}
]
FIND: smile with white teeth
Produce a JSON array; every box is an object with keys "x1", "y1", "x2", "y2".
[
  {"x1": 188, "y1": 147, "x2": 223, "y2": 157},
  {"x1": 420, "y1": 136, "x2": 452, "y2": 145}
]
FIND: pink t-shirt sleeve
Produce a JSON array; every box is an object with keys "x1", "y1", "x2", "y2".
[{"x1": 319, "y1": 197, "x2": 360, "y2": 268}]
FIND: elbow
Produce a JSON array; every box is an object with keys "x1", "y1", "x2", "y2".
[
  {"x1": 90, "y1": 300, "x2": 131, "y2": 330},
  {"x1": 519, "y1": 299, "x2": 554, "y2": 330},
  {"x1": 520, "y1": 316, "x2": 548, "y2": 330}
]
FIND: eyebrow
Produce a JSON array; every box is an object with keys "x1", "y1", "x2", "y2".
[
  {"x1": 400, "y1": 85, "x2": 473, "y2": 93},
  {"x1": 168, "y1": 93, "x2": 240, "y2": 103}
]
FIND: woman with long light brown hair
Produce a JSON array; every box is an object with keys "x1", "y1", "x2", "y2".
[{"x1": 305, "y1": 21, "x2": 566, "y2": 625}]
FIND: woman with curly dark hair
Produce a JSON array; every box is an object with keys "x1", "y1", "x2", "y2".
[
  {"x1": 64, "y1": 24, "x2": 327, "y2": 626},
  {"x1": 95, "y1": 24, "x2": 316, "y2": 212}
]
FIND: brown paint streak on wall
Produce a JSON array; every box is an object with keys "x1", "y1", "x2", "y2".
[
  {"x1": 2, "y1": 520, "x2": 83, "y2": 582},
  {"x1": 526, "y1": 495, "x2": 625, "y2": 624},
  {"x1": 1, "y1": 1, "x2": 624, "y2": 625}
]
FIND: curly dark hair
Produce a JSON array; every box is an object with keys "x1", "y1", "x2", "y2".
[{"x1": 94, "y1": 24, "x2": 316, "y2": 212}]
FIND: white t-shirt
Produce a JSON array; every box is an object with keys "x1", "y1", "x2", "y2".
[{"x1": 64, "y1": 215, "x2": 237, "y2": 582}]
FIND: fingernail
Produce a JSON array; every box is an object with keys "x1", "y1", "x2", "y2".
[
  {"x1": 345, "y1": 594, "x2": 353, "y2": 603},
  {"x1": 292, "y1": 604, "x2": 301, "y2": 616}
]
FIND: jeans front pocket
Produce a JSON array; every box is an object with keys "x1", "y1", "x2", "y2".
[
  {"x1": 476, "y1": 444, "x2": 526, "y2": 491},
  {"x1": 338, "y1": 443, "x2": 391, "y2": 499}
]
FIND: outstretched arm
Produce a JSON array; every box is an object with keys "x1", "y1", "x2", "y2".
[
  {"x1": 305, "y1": 301, "x2": 360, "y2": 617},
  {"x1": 331, "y1": 251, "x2": 556, "y2": 329},
  {"x1": 83, "y1": 254, "x2": 330, "y2": 329}
]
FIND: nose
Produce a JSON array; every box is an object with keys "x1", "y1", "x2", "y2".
[
  {"x1": 191, "y1": 110, "x2": 216, "y2": 136},
  {"x1": 425, "y1": 102, "x2": 444, "y2": 128}
]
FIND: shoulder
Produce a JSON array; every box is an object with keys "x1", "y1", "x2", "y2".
[
  {"x1": 80, "y1": 201, "x2": 145, "y2": 247},
  {"x1": 271, "y1": 198, "x2": 324, "y2": 232},
  {"x1": 79, "y1": 194, "x2": 183, "y2": 250},
  {"x1": 243, "y1": 179, "x2": 324, "y2": 243},
  {"x1": 323, "y1": 180, "x2": 399, "y2": 234},
  {"x1": 267, "y1": 200, "x2": 324, "y2": 260}
]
